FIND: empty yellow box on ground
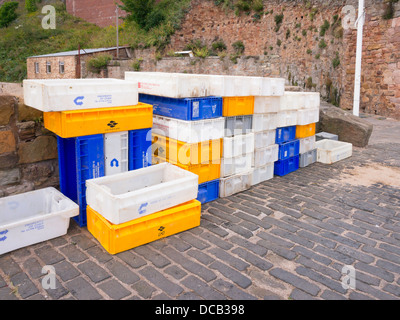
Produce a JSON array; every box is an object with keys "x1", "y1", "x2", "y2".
[
  {"x1": 222, "y1": 96, "x2": 254, "y2": 117},
  {"x1": 43, "y1": 103, "x2": 153, "y2": 138},
  {"x1": 152, "y1": 133, "x2": 222, "y2": 165},
  {"x1": 87, "y1": 200, "x2": 201, "y2": 255},
  {"x1": 153, "y1": 155, "x2": 221, "y2": 184},
  {"x1": 296, "y1": 123, "x2": 316, "y2": 139}
]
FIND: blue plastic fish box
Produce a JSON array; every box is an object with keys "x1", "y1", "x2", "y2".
[
  {"x1": 139, "y1": 94, "x2": 223, "y2": 121},
  {"x1": 274, "y1": 155, "x2": 300, "y2": 177},
  {"x1": 57, "y1": 128, "x2": 152, "y2": 227},
  {"x1": 276, "y1": 126, "x2": 296, "y2": 144},
  {"x1": 278, "y1": 139, "x2": 300, "y2": 160},
  {"x1": 197, "y1": 179, "x2": 220, "y2": 204}
]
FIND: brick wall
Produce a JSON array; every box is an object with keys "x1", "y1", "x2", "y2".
[
  {"x1": 0, "y1": 95, "x2": 59, "y2": 197},
  {"x1": 163, "y1": 0, "x2": 400, "y2": 119},
  {"x1": 66, "y1": 0, "x2": 126, "y2": 27},
  {"x1": 27, "y1": 56, "x2": 77, "y2": 80}
]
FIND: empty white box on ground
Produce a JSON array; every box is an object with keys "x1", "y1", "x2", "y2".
[
  {"x1": 0, "y1": 188, "x2": 79, "y2": 255},
  {"x1": 316, "y1": 139, "x2": 353, "y2": 164}
]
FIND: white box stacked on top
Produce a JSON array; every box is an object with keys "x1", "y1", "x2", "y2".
[
  {"x1": 23, "y1": 78, "x2": 139, "y2": 112},
  {"x1": 86, "y1": 163, "x2": 199, "y2": 225},
  {"x1": 125, "y1": 72, "x2": 285, "y2": 98}
]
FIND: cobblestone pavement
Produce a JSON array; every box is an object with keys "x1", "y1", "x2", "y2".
[{"x1": 1, "y1": 115, "x2": 400, "y2": 301}]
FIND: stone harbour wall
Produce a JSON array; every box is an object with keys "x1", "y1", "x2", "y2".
[{"x1": 0, "y1": 95, "x2": 59, "y2": 197}]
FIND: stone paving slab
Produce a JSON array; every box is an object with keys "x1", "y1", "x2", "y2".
[{"x1": 0, "y1": 115, "x2": 399, "y2": 300}]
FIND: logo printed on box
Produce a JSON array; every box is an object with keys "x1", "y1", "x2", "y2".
[
  {"x1": 139, "y1": 203, "x2": 148, "y2": 215},
  {"x1": 158, "y1": 226, "x2": 166, "y2": 237}
]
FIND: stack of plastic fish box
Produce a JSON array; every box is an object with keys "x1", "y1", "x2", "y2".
[
  {"x1": 217, "y1": 76, "x2": 285, "y2": 197},
  {"x1": 23, "y1": 79, "x2": 153, "y2": 227},
  {"x1": 84, "y1": 162, "x2": 201, "y2": 254},
  {"x1": 125, "y1": 72, "x2": 225, "y2": 205},
  {"x1": 274, "y1": 92, "x2": 320, "y2": 176}
]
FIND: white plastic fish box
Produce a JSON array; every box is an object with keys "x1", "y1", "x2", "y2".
[
  {"x1": 253, "y1": 97, "x2": 282, "y2": 114},
  {"x1": 297, "y1": 108, "x2": 320, "y2": 126},
  {"x1": 253, "y1": 113, "x2": 278, "y2": 132},
  {"x1": 280, "y1": 92, "x2": 321, "y2": 110},
  {"x1": 251, "y1": 163, "x2": 274, "y2": 186},
  {"x1": 254, "y1": 130, "x2": 276, "y2": 149},
  {"x1": 23, "y1": 79, "x2": 139, "y2": 112},
  {"x1": 125, "y1": 72, "x2": 212, "y2": 98},
  {"x1": 221, "y1": 153, "x2": 253, "y2": 178},
  {"x1": 86, "y1": 163, "x2": 199, "y2": 225},
  {"x1": 276, "y1": 110, "x2": 298, "y2": 128},
  {"x1": 223, "y1": 133, "x2": 255, "y2": 158},
  {"x1": 219, "y1": 170, "x2": 253, "y2": 198},
  {"x1": 253, "y1": 144, "x2": 279, "y2": 168},
  {"x1": 152, "y1": 115, "x2": 225, "y2": 144},
  {"x1": 299, "y1": 136, "x2": 316, "y2": 154},
  {"x1": 316, "y1": 139, "x2": 353, "y2": 164},
  {"x1": 209, "y1": 75, "x2": 285, "y2": 97},
  {"x1": 0, "y1": 188, "x2": 79, "y2": 255}
]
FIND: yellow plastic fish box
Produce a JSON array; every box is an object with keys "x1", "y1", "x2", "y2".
[
  {"x1": 152, "y1": 156, "x2": 221, "y2": 184},
  {"x1": 43, "y1": 103, "x2": 153, "y2": 138},
  {"x1": 87, "y1": 200, "x2": 201, "y2": 255},
  {"x1": 222, "y1": 96, "x2": 254, "y2": 117},
  {"x1": 296, "y1": 123, "x2": 316, "y2": 139},
  {"x1": 152, "y1": 133, "x2": 222, "y2": 165}
]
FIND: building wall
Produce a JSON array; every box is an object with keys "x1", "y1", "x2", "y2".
[
  {"x1": 26, "y1": 48, "x2": 130, "y2": 79},
  {"x1": 27, "y1": 56, "x2": 77, "y2": 79},
  {"x1": 66, "y1": 0, "x2": 126, "y2": 27}
]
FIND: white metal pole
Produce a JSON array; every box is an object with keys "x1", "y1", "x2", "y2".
[
  {"x1": 353, "y1": 0, "x2": 365, "y2": 117},
  {"x1": 116, "y1": 6, "x2": 119, "y2": 59}
]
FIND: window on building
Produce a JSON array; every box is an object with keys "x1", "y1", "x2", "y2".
[
  {"x1": 34, "y1": 62, "x2": 39, "y2": 74},
  {"x1": 46, "y1": 62, "x2": 51, "y2": 74},
  {"x1": 59, "y1": 61, "x2": 65, "y2": 74}
]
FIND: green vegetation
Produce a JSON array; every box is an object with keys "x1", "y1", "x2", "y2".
[
  {"x1": 87, "y1": 54, "x2": 113, "y2": 73},
  {"x1": 212, "y1": 40, "x2": 227, "y2": 52},
  {"x1": 383, "y1": 0, "x2": 399, "y2": 20},
  {"x1": 25, "y1": 0, "x2": 38, "y2": 13},
  {"x1": 214, "y1": 0, "x2": 263, "y2": 16},
  {"x1": 230, "y1": 40, "x2": 245, "y2": 64},
  {"x1": 319, "y1": 20, "x2": 330, "y2": 37},
  {"x1": 319, "y1": 39, "x2": 327, "y2": 49},
  {"x1": 0, "y1": 1, "x2": 19, "y2": 28},
  {"x1": 274, "y1": 13, "x2": 284, "y2": 31},
  {"x1": 332, "y1": 52, "x2": 340, "y2": 69},
  {"x1": 0, "y1": 0, "x2": 192, "y2": 82}
]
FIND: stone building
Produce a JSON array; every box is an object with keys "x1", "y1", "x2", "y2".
[{"x1": 26, "y1": 47, "x2": 131, "y2": 79}]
